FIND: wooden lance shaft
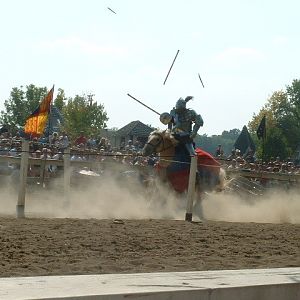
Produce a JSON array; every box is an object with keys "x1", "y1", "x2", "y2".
[{"x1": 127, "y1": 94, "x2": 160, "y2": 116}]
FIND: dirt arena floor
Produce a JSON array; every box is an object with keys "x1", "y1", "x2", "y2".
[{"x1": 0, "y1": 217, "x2": 299, "y2": 278}]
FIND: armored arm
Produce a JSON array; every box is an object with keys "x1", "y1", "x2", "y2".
[
  {"x1": 190, "y1": 111, "x2": 204, "y2": 139},
  {"x1": 167, "y1": 109, "x2": 176, "y2": 130}
]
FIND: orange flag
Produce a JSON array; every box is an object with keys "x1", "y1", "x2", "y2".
[{"x1": 24, "y1": 86, "x2": 54, "y2": 137}]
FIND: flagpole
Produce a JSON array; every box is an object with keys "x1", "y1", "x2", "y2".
[
  {"x1": 48, "y1": 106, "x2": 51, "y2": 145},
  {"x1": 262, "y1": 116, "x2": 266, "y2": 163},
  {"x1": 256, "y1": 115, "x2": 266, "y2": 163},
  {"x1": 262, "y1": 136, "x2": 266, "y2": 163},
  {"x1": 48, "y1": 85, "x2": 55, "y2": 145}
]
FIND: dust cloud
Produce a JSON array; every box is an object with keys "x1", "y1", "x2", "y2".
[
  {"x1": 0, "y1": 173, "x2": 186, "y2": 220},
  {"x1": 0, "y1": 173, "x2": 299, "y2": 224},
  {"x1": 202, "y1": 190, "x2": 300, "y2": 224}
]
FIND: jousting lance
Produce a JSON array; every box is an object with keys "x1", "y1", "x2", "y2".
[
  {"x1": 107, "y1": 7, "x2": 117, "y2": 14},
  {"x1": 198, "y1": 73, "x2": 205, "y2": 88},
  {"x1": 163, "y1": 50, "x2": 180, "y2": 85},
  {"x1": 127, "y1": 93, "x2": 160, "y2": 116}
]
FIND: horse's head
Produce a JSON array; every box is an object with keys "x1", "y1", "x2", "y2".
[{"x1": 142, "y1": 130, "x2": 177, "y2": 157}]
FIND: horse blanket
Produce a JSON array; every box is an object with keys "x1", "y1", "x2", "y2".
[{"x1": 156, "y1": 145, "x2": 220, "y2": 193}]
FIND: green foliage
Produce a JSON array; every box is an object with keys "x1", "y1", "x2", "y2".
[
  {"x1": 195, "y1": 128, "x2": 241, "y2": 156},
  {"x1": 54, "y1": 88, "x2": 66, "y2": 111},
  {"x1": 249, "y1": 79, "x2": 300, "y2": 160},
  {"x1": 62, "y1": 94, "x2": 108, "y2": 138},
  {"x1": 263, "y1": 127, "x2": 291, "y2": 161},
  {"x1": 0, "y1": 85, "x2": 109, "y2": 138},
  {"x1": 277, "y1": 79, "x2": 300, "y2": 151},
  {"x1": 0, "y1": 84, "x2": 47, "y2": 127}
]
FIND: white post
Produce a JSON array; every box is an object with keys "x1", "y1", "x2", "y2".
[
  {"x1": 63, "y1": 148, "x2": 71, "y2": 206},
  {"x1": 185, "y1": 155, "x2": 197, "y2": 222},
  {"x1": 17, "y1": 139, "x2": 29, "y2": 218},
  {"x1": 39, "y1": 156, "x2": 47, "y2": 187}
]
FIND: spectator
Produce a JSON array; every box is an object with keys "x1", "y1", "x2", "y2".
[
  {"x1": 87, "y1": 135, "x2": 97, "y2": 149},
  {"x1": 75, "y1": 131, "x2": 87, "y2": 146},
  {"x1": 49, "y1": 132, "x2": 59, "y2": 147},
  {"x1": 31, "y1": 137, "x2": 40, "y2": 152},
  {"x1": 38, "y1": 134, "x2": 48, "y2": 145},
  {"x1": 58, "y1": 131, "x2": 69, "y2": 151},
  {"x1": 244, "y1": 149, "x2": 255, "y2": 163},
  {"x1": 97, "y1": 137, "x2": 107, "y2": 150},
  {"x1": 125, "y1": 140, "x2": 135, "y2": 152},
  {"x1": 215, "y1": 144, "x2": 224, "y2": 157},
  {"x1": 227, "y1": 159, "x2": 238, "y2": 170},
  {"x1": 227, "y1": 149, "x2": 237, "y2": 160},
  {"x1": 12, "y1": 132, "x2": 21, "y2": 143},
  {"x1": 134, "y1": 140, "x2": 142, "y2": 151}
]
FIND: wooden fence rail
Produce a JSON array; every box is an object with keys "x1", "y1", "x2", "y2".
[{"x1": 1, "y1": 140, "x2": 300, "y2": 220}]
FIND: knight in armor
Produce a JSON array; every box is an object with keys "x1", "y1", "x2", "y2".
[{"x1": 160, "y1": 96, "x2": 203, "y2": 156}]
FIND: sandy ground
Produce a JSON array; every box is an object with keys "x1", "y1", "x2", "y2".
[
  {"x1": 0, "y1": 217, "x2": 299, "y2": 278},
  {"x1": 0, "y1": 173, "x2": 300, "y2": 278}
]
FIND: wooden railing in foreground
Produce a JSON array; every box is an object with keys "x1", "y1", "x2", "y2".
[
  {"x1": 226, "y1": 168, "x2": 300, "y2": 182},
  {"x1": 0, "y1": 268, "x2": 299, "y2": 300}
]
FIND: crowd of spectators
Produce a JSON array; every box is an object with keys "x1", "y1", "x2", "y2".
[
  {"x1": 215, "y1": 145, "x2": 300, "y2": 175},
  {"x1": 1, "y1": 131, "x2": 300, "y2": 182},
  {"x1": 0, "y1": 130, "x2": 158, "y2": 179}
]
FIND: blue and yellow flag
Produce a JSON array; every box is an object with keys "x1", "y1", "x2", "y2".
[{"x1": 24, "y1": 86, "x2": 54, "y2": 137}]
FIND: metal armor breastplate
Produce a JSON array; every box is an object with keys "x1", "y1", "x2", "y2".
[{"x1": 172, "y1": 111, "x2": 192, "y2": 134}]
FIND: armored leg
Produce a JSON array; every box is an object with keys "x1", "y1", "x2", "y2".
[{"x1": 185, "y1": 143, "x2": 196, "y2": 156}]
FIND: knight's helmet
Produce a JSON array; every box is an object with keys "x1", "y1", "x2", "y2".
[{"x1": 175, "y1": 96, "x2": 194, "y2": 112}]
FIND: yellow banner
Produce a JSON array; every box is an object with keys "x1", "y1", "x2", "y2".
[
  {"x1": 24, "y1": 86, "x2": 54, "y2": 136},
  {"x1": 24, "y1": 112, "x2": 49, "y2": 136}
]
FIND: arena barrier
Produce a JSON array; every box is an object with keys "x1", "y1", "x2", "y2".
[
  {"x1": 1, "y1": 139, "x2": 300, "y2": 220},
  {"x1": 0, "y1": 140, "x2": 199, "y2": 221},
  {"x1": 0, "y1": 267, "x2": 299, "y2": 299}
]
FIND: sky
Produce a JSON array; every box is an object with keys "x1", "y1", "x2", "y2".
[{"x1": 0, "y1": 0, "x2": 299, "y2": 136}]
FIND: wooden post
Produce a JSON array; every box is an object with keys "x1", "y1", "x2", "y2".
[
  {"x1": 17, "y1": 139, "x2": 29, "y2": 218},
  {"x1": 185, "y1": 155, "x2": 197, "y2": 222},
  {"x1": 63, "y1": 148, "x2": 71, "y2": 206},
  {"x1": 39, "y1": 156, "x2": 47, "y2": 187}
]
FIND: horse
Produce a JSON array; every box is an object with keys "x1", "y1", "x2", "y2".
[{"x1": 142, "y1": 130, "x2": 225, "y2": 197}]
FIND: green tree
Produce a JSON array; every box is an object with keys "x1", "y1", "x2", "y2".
[
  {"x1": 248, "y1": 80, "x2": 300, "y2": 160},
  {"x1": 54, "y1": 88, "x2": 66, "y2": 111},
  {"x1": 263, "y1": 127, "x2": 291, "y2": 161},
  {"x1": 248, "y1": 90, "x2": 285, "y2": 134},
  {"x1": 195, "y1": 128, "x2": 240, "y2": 156},
  {"x1": 62, "y1": 94, "x2": 108, "y2": 138},
  {"x1": 277, "y1": 79, "x2": 300, "y2": 152},
  {"x1": 0, "y1": 84, "x2": 47, "y2": 127}
]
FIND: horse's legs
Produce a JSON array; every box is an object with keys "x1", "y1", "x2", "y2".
[{"x1": 193, "y1": 185, "x2": 205, "y2": 221}]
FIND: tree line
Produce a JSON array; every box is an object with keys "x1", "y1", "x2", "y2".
[
  {"x1": 248, "y1": 79, "x2": 300, "y2": 161},
  {"x1": 0, "y1": 84, "x2": 108, "y2": 139},
  {"x1": 1, "y1": 79, "x2": 300, "y2": 161}
]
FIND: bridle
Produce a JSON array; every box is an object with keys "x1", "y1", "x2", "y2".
[{"x1": 145, "y1": 132, "x2": 174, "y2": 154}]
